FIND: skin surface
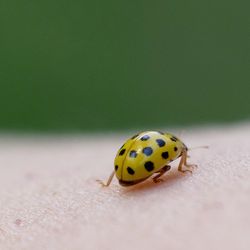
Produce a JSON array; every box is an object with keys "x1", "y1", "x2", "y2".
[{"x1": 0, "y1": 124, "x2": 250, "y2": 250}]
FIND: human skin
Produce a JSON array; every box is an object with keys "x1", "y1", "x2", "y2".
[{"x1": 0, "y1": 124, "x2": 250, "y2": 250}]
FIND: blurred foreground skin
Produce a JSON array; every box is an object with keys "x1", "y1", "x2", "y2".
[
  {"x1": 1, "y1": 124, "x2": 250, "y2": 250},
  {"x1": 97, "y1": 131, "x2": 197, "y2": 187}
]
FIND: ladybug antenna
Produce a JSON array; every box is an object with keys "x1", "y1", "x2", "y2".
[{"x1": 188, "y1": 145, "x2": 209, "y2": 151}]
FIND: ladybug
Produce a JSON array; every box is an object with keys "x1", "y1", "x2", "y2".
[{"x1": 98, "y1": 131, "x2": 197, "y2": 187}]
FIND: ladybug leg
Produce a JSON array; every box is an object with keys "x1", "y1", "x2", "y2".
[
  {"x1": 153, "y1": 165, "x2": 171, "y2": 183},
  {"x1": 184, "y1": 154, "x2": 198, "y2": 169},
  {"x1": 96, "y1": 170, "x2": 115, "y2": 187},
  {"x1": 178, "y1": 150, "x2": 193, "y2": 174}
]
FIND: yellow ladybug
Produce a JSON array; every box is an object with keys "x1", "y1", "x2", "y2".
[{"x1": 98, "y1": 131, "x2": 197, "y2": 187}]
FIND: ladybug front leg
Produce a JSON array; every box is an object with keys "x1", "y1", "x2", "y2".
[
  {"x1": 184, "y1": 152, "x2": 198, "y2": 169},
  {"x1": 97, "y1": 170, "x2": 115, "y2": 187},
  {"x1": 178, "y1": 150, "x2": 196, "y2": 174},
  {"x1": 153, "y1": 165, "x2": 171, "y2": 183}
]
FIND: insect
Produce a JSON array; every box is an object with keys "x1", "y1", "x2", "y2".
[{"x1": 98, "y1": 131, "x2": 198, "y2": 187}]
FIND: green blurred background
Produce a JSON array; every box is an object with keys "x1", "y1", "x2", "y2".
[{"x1": 0, "y1": 0, "x2": 249, "y2": 132}]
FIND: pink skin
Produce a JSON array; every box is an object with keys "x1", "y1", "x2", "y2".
[{"x1": 0, "y1": 126, "x2": 249, "y2": 250}]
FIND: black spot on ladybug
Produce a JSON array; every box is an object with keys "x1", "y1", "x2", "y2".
[
  {"x1": 161, "y1": 151, "x2": 169, "y2": 159},
  {"x1": 174, "y1": 146, "x2": 178, "y2": 151},
  {"x1": 115, "y1": 165, "x2": 119, "y2": 171},
  {"x1": 131, "y1": 134, "x2": 139, "y2": 139},
  {"x1": 129, "y1": 150, "x2": 137, "y2": 158},
  {"x1": 170, "y1": 136, "x2": 178, "y2": 142},
  {"x1": 141, "y1": 135, "x2": 150, "y2": 141},
  {"x1": 144, "y1": 161, "x2": 154, "y2": 172},
  {"x1": 156, "y1": 139, "x2": 166, "y2": 147},
  {"x1": 127, "y1": 167, "x2": 135, "y2": 175},
  {"x1": 143, "y1": 147, "x2": 153, "y2": 156},
  {"x1": 119, "y1": 148, "x2": 126, "y2": 156}
]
